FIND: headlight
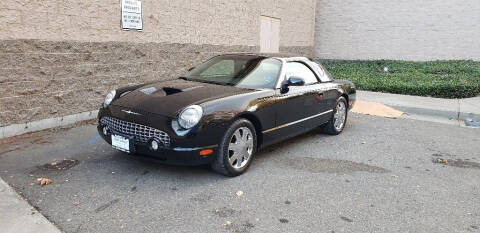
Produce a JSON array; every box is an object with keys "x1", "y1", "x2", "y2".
[
  {"x1": 178, "y1": 105, "x2": 203, "y2": 129},
  {"x1": 103, "y1": 90, "x2": 116, "y2": 107}
]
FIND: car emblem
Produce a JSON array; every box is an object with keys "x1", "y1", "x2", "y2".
[{"x1": 121, "y1": 110, "x2": 141, "y2": 115}]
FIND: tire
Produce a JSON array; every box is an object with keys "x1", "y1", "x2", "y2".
[
  {"x1": 211, "y1": 119, "x2": 257, "y2": 176},
  {"x1": 322, "y1": 96, "x2": 348, "y2": 135}
]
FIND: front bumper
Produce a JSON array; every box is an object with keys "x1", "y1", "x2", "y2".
[{"x1": 97, "y1": 125, "x2": 218, "y2": 166}]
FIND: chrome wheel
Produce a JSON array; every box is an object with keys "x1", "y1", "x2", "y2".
[
  {"x1": 227, "y1": 127, "x2": 254, "y2": 169},
  {"x1": 333, "y1": 101, "x2": 346, "y2": 131}
]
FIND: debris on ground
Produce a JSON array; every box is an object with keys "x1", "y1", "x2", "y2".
[
  {"x1": 279, "y1": 218, "x2": 289, "y2": 223},
  {"x1": 236, "y1": 191, "x2": 243, "y2": 197},
  {"x1": 433, "y1": 158, "x2": 448, "y2": 164},
  {"x1": 37, "y1": 177, "x2": 52, "y2": 186},
  {"x1": 224, "y1": 221, "x2": 232, "y2": 226},
  {"x1": 432, "y1": 157, "x2": 480, "y2": 169},
  {"x1": 351, "y1": 100, "x2": 404, "y2": 118}
]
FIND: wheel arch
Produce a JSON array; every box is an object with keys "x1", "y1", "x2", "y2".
[{"x1": 234, "y1": 112, "x2": 264, "y2": 148}]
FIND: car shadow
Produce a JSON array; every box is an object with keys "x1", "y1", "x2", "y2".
[
  {"x1": 90, "y1": 128, "x2": 330, "y2": 181},
  {"x1": 255, "y1": 129, "x2": 325, "y2": 159}
]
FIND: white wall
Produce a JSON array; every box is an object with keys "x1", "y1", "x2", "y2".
[{"x1": 314, "y1": 0, "x2": 480, "y2": 61}]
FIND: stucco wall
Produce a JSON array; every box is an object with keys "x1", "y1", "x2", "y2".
[
  {"x1": 314, "y1": 0, "x2": 480, "y2": 61},
  {"x1": 0, "y1": 0, "x2": 315, "y2": 127},
  {"x1": 1, "y1": 0, "x2": 315, "y2": 47}
]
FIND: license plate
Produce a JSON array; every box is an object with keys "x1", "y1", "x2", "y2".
[{"x1": 111, "y1": 135, "x2": 130, "y2": 153}]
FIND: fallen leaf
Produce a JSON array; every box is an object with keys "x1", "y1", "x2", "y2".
[
  {"x1": 37, "y1": 178, "x2": 52, "y2": 186},
  {"x1": 236, "y1": 191, "x2": 243, "y2": 197}
]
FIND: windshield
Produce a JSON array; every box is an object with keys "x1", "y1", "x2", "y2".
[{"x1": 184, "y1": 55, "x2": 282, "y2": 89}]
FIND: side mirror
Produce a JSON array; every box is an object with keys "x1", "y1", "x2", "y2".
[
  {"x1": 287, "y1": 77, "x2": 305, "y2": 86},
  {"x1": 188, "y1": 67, "x2": 195, "y2": 72},
  {"x1": 280, "y1": 77, "x2": 305, "y2": 94}
]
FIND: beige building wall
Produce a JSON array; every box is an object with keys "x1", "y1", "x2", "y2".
[
  {"x1": 0, "y1": 0, "x2": 316, "y2": 127},
  {"x1": 314, "y1": 0, "x2": 480, "y2": 61}
]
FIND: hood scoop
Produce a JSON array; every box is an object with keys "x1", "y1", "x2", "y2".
[
  {"x1": 163, "y1": 87, "x2": 183, "y2": 95},
  {"x1": 138, "y1": 85, "x2": 204, "y2": 97}
]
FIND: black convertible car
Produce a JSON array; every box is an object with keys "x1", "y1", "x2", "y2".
[{"x1": 98, "y1": 54, "x2": 356, "y2": 176}]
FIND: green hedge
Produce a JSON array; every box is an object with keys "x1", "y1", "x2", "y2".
[{"x1": 317, "y1": 60, "x2": 480, "y2": 99}]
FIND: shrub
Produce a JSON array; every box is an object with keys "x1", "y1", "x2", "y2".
[{"x1": 317, "y1": 60, "x2": 480, "y2": 99}]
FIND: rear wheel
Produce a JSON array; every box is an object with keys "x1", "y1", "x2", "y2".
[
  {"x1": 322, "y1": 96, "x2": 348, "y2": 135},
  {"x1": 211, "y1": 119, "x2": 257, "y2": 176}
]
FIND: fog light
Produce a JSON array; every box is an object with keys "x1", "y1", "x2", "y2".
[
  {"x1": 103, "y1": 126, "x2": 109, "y2": 135},
  {"x1": 149, "y1": 138, "x2": 163, "y2": 151},
  {"x1": 151, "y1": 140, "x2": 159, "y2": 150}
]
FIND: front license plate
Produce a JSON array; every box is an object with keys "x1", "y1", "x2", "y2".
[{"x1": 111, "y1": 135, "x2": 130, "y2": 152}]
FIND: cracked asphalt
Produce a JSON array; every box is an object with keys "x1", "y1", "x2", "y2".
[{"x1": 0, "y1": 114, "x2": 479, "y2": 233}]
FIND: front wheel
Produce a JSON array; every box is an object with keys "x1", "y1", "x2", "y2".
[
  {"x1": 211, "y1": 119, "x2": 257, "y2": 176},
  {"x1": 322, "y1": 96, "x2": 348, "y2": 135}
]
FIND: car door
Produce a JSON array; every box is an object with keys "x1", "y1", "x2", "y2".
[
  {"x1": 284, "y1": 62, "x2": 332, "y2": 126},
  {"x1": 263, "y1": 61, "x2": 331, "y2": 144}
]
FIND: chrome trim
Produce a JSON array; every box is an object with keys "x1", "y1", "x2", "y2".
[
  {"x1": 121, "y1": 110, "x2": 142, "y2": 115},
  {"x1": 262, "y1": 109, "x2": 333, "y2": 134},
  {"x1": 100, "y1": 117, "x2": 170, "y2": 146},
  {"x1": 173, "y1": 144, "x2": 218, "y2": 152}
]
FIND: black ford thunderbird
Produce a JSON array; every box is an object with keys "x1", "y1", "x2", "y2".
[{"x1": 97, "y1": 54, "x2": 356, "y2": 176}]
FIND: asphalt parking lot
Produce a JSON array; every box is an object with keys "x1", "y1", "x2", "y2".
[{"x1": 0, "y1": 113, "x2": 479, "y2": 233}]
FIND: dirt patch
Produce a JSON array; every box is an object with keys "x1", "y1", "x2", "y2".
[
  {"x1": 226, "y1": 221, "x2": 255, "y2": 233},
  {"x1": 340, "y1": 216, "x2": 353, "y2": 222},
  {"x1": 431, "y1": 153, "x2": 480, "y2": 170},
  {"x1": 28, "y1": 159, "x2": 80, "y2": 176},
  {"x1": 95, "y1": 199, "x2": 120, "y2": 213},
  {"x1": 279, "y1": 218, "x2": 289, "y2": 223},
  {"x1": 0, "y1": 119, "x2": 96, "y2": 155},
  {"x1": 40, "y1": 159, "x2": 80, "y2": 171},
  {"x1": 0, "y1": 134, "x2": 50, "y2": 156},
  {"x1": 351, "y1": 100, "x2": 404, "y2": 118},
  {"x1": 432, "y1": 158, "x2": 480, "y2": 169},
  {"x1": 213, "y1": 207, "x2": 238, "y2": 218},
  {"x1": 278, "y1": 157, "x2": 390, "y2": 174}
]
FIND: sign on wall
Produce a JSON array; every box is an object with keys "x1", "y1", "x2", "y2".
[{"x1": 121, "y1": 0, "x2": 143, "y2": 30}]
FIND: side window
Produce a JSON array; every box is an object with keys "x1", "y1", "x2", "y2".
[
  {"x1": 310, "y1": 62, "x2": 331, "y2": 82},
  {"x1": 285, "y1": 62, "x2": 319, "y2": 85}
]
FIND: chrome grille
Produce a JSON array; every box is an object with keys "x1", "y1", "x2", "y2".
[{"x1": 100, "y1": 117, "x2": 170, "y2": 146}]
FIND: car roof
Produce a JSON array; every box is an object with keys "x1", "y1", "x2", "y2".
[{"x1": 219, "y1": 53, "x2": 312, "y2": 60}]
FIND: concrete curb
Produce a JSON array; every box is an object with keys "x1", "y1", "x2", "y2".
[
  {"x1": 0, "y1": 110, "x2": 98, "y2": 139},
  {"x1": 357, "y1": 91, "x2": 480, "y2": 127},
  {"x1": 0, "y1": 178, "x2": 61, "y2": 233}
]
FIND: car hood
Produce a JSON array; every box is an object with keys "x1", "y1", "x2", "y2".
[{"x1": 111, "y1": 79, "x2": 254, "y2": 117}]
